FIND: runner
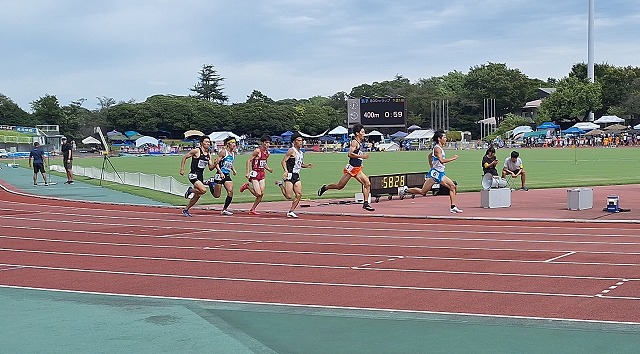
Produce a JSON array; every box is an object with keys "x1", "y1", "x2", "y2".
[
  {"x1": 399, "y1": 129, "x2": 463, "y2": 213},
  {"x1": 317, "y1": 123, "x2": 375, "y2": 211},
  {"x1": 274, "y1": 132, "x2": 313, "y2": 218},
  {"x1": 211, "y1": 136, "x2": 238, "y2": 215},
  {"x1": 179, "y1": 136, "x2": 214, "y2": 217},
  {"x1": 240, "y1": 135, "x2": 274, "y2": 215}
]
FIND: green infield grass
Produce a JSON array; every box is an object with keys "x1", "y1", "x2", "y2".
[{"x1": 48, "y1": 147, "x2": 639, "y2": 206}]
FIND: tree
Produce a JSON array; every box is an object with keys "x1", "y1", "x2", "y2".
[
  {"x1": 246, "y1": 90, "x2": 274, "y2": 104},
  {"x1": 537, "y1": 76, "x2": 602, "y2": 123},
  {"x1": 31, "y1": 95, "x2": 63, "y2": 127},
  {"x1": 0, "y1": 94, "x2": 31, "y2": 126},
  {"x1": 190, "y1": 64, "x2": 228, "y2": 103}
]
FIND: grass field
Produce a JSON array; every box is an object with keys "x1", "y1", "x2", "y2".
[{"x1": 46, "y1": 147, "x2": 640, "y2": 206}]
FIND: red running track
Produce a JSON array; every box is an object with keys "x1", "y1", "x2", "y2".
[{"x1": 1, "y1": 189, "x2": 639, "y2": 324}]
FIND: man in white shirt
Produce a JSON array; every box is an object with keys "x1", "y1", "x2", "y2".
[{"x1": 502, "y1": 151, "x2": 528, "y2": 191}]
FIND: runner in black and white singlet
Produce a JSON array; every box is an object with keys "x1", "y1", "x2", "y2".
[
  {"x1": 275, "y1": 132, "x2": 313, "y2": 218},
  {"x1": 399, "y1": 129, "x2": 463, "y2": 213},
  {"x1": 179, "y1": 136, "x2": 214, "y2": 216}
]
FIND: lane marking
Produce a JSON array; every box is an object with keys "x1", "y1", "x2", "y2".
[
  {"x1": 596, "y1": 279, "x2": 631, "y2": 297},
  {"x1": 2, "y1": 249, "x2": 638, "y2": 282},
  {"x1": 0, "y1": 262, "x2": 598, "y2": 298},
  {"x1": 544, "y1": 252, "x2": 576, "y2": 262}
]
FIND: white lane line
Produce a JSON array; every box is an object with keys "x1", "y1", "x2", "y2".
[
  {"x1": 2, "y1": 248, "x2": 638, "y2": 282},
  {"x1": 0, "y1": 262, "x2": 597, "y2": 298},
  {"x1": 3, "y1": 211, "x2": 640, "y2": 240},
  {"x1": 545, "y1": 252, "x2": 576, "y2": 262}
]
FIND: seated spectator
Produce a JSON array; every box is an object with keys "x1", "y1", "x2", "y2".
[
  {"x1": 502, "y1": 151, "x2": 528, "y2": 191},
  {"x1": 482, "y1": 146, "x2": 498, "y2": 176}
]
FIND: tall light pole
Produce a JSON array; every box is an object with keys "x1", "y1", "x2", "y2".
[{"x1": 587, "y1": 0, "x2": 595, "y2": 121}]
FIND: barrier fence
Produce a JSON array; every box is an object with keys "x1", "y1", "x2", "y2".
[{"x1": 50, "y1": 164, "x2": 189, "y2": 196}]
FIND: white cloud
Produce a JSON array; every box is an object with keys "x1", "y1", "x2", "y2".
[{"x1": 1, "y1": 1, "x2": 639, "y2": 111}]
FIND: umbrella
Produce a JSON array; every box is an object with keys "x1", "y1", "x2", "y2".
[
  {"x1": 328, "y1": 126, "x2": 348, "y2": 135},
  {"x1": 81, "y1": 136, "x2": 102, "y2": 145},
  {"x1": 390, "y1": 131, "x2": 408, "y2": 139},
  {"x1": 407, "y1": 124, "x2": 421, "y2": 131},
  {"x1": 604, "y1": 123, "x2": 627, "y2": 132},
  {"x1": 584, "y1": 129, "x2": 604, "y2": 137},
  {"x1": 572, "y1": 122, "x2": 599, "y2": 131},
  {"x1": 106, "y1": 130, "x2": 121, "y2": 136},
  {"x1": 184, "y1": 129, "x2": 204, "y2": 138},
  {"x1": 124, "y1": 130, "x2": 141, "y2": 138},
  {"x1": 135, "y1": 136, "x2": 159, "y2": 147}
]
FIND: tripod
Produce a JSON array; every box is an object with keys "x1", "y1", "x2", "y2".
[{"x1": 100, "y1": 151, "x2": 123, "y2": 186}]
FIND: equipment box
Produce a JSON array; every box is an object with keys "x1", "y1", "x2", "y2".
[
  {"x1": 481, "y1": 188, "x2": 511, "y2": 208},
  {"x1": 567, "y1": 188, "x2": 593, "y2": 210}
]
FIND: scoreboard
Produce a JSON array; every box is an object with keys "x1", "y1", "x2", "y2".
[{"x1": 347, "y1": 97, "x2": 407, "y2": 128}]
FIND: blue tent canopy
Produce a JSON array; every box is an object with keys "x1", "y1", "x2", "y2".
[
  {"x1": 536, "y1": 122, "x2": 560, "y2": 130},
  {"x1": 563, "y1": 127, "x2": 586, "y2": 135},
  {"x1": 390, "y1": 131, "x2": 408, "y2": 139},
  {"x1": 280, "y1": 131, "x2": 294, "y2": 142}
]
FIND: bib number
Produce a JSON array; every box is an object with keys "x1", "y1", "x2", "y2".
[
  {"x1": 345, "y1": 164, "x2": 354, "y2": 172},
  {"x1": 197, "y1": 160, "x2": 207, "y2": 169},
  {"x1": 249, "y1": 170, "x2": 258, "y2": 178},
  {"x1": 286, "y1": 173, "x2": 292, "y2": 180},
  {"x1": 188, "y1": 173, "x2": 197, "y2": 180}
]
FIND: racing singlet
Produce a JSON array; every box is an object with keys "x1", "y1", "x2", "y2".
[
  {"x1": 286, "y1": 147, "x2": 303, "y2": 173},
  {"x1": 348, "y1": 140, "x2": 363, "y2": 167},
  {"x1": 431, "y1": 145, "x2": 445, "y2": 172},
  {"x1": 189, "y1": 148, "x2": 209, "y2": 180},
  {"x1": 251, "y1": 148, "x2": 270, "y2": 171},
  {"x1": 218, "y1": 149, "x2": 235, "y2": 174}
]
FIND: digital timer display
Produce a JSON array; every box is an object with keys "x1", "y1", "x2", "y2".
[
  {"x1": 347, "y1": 97, "x2": 407, "y2": 128},
  {"x1": 369, "y1": 172, "x2": 426, "y2": 197}
]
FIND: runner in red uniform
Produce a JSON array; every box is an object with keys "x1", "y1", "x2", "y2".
[{"x1": 240, "y1": 135, "x2": 274, "y2": 215}]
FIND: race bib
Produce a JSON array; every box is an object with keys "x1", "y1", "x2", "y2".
[
  {"x1": 188, "y1": 173, "x2": 197, "y2": 180},
  {"x1": 214, "y1": 173, "x2": 223, "y2": 181},
  {"x1": 429, "y1": 170, "x2": 440, "y2": 179},
  {"x1": 344, "y1": 164, "x2": 354, "y2": 172},
  {"x1": 197, "y1": 160, "x2": 207, "y2": 169},
  {"x1": 286, "y1": 173, "x2": 292, "y2": 180},
  {"x1": 249, "y1": 170, "x2": 258, "y2": 178}
]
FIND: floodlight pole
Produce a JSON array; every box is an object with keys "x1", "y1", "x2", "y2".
[{"x1": 587, "y1": 0, "x2": 595, "y2": 121}]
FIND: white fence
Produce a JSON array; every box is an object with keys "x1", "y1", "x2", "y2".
[{"x1": 50, "y1": 164, "x2": 190, "y2": 196}]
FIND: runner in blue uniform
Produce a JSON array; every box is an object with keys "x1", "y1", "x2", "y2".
[
  {"x1": 179, "y1": 136, "x2": 214, "y2": 216},
  {"x1": 399, "y1": 129, "x2": 463, "y2": 213},
  {"x1": 212, "y1": 136, "x2": 238, "y2": 215}
]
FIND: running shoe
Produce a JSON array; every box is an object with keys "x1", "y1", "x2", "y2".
[
  {"x1": 248, "y1": 210, "x2": 261, "y2": 215},
  {"x1": 221, "y1": 209, "x2": 233, "y2": 216},
  {"x1": 240, "y1": 182, "x2": 249, "y2": 193},
  {"x1": 317, "y1": 185, "x2": 327, "y2": 196},
  {"x1": 34, "y1": 182, "x2": 37, "y2": 186},
  {"x1": 286, "y1": 211, "x2": 298, "y2": 218},
  {"x1": 521, "y1": 186, "x2": 529, "y2": 191},
  {"x1": 398, "y1": 186, "x2": 408, "y2": 196},
  {"x1": 44, "y1": 183, "x2": 49, "y2": 186},
  {"x1": 362, "y1": 203, "x2": 375, "y2": 212},
  {"x1": 184, "y1": 186, "x2": 193, "y2": 199},
  {"x1": 182, "y1": 209, "x2": 192, "y2": 217},
  {"x1": 274, "y1": 180, "x2": 283, "y2": 188},
  {"x1": 450, "y1": 206, "x2": 463, "y2": 213}
]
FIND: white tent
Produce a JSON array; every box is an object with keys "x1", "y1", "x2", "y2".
[
  {"x1": 135, "y1": 136, "x2": 159, "y2": 147},
  {"x1": 572, "y1": 122, "x2": 600, "y2": 131},
  {"x1": 81, "y1": 136, "x2": 101, "y2": 145},
  {"x1": 377, "y1": 142, "x2": 400, "y2": 151},
  {"x1": 366, "y1": 130, "x2": 384, "y2": 137},
  {"x1": 404, "y1": 129, "x2": 434, "y2": 140},
  {"x1": 594, "y1": 115, "x2": 624, "y2": 124},
  {"x1": 634, "y1": 123, "x2": 640, "y2": 130},
  {"x1": 328, "y1": 126, "x2": 348, "y2": 135},
  {"x1": 209, "y1": 131, "x2": 241, "y2": 143}
]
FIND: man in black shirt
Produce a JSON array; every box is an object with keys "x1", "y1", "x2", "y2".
[
  {"x1": 61, "y1": 137, "x2": 74, "y2": 184},
  {"x1": 29, "y1": 142, "x2": 48, "y2": 186}
]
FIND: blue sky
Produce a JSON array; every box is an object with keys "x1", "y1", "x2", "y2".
[{"x1": 1, "y1": 0, "x2": 639, "y2": 112}]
